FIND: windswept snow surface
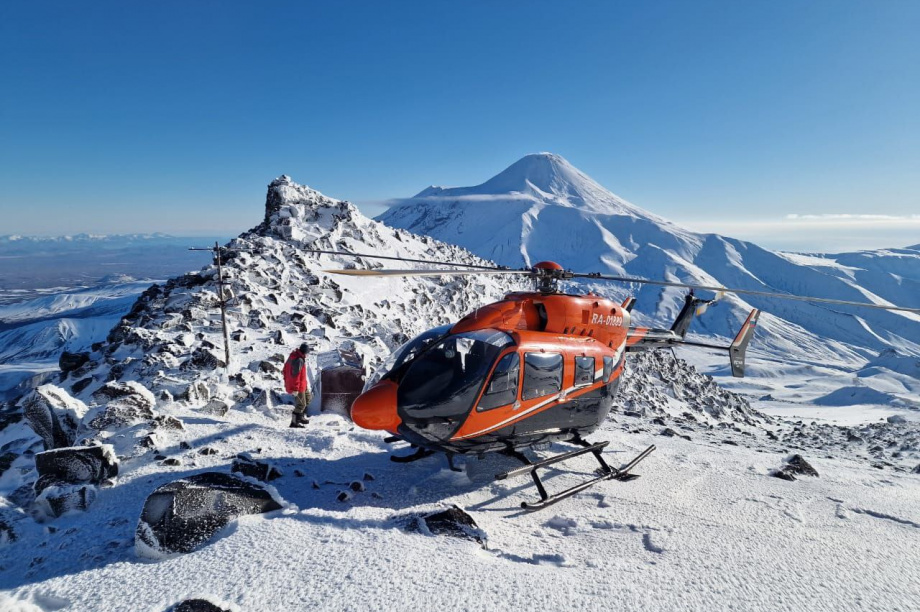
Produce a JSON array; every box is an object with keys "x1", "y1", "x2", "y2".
[{"x1": 1, "y1": 176, "x2": 919, "y2": 611}]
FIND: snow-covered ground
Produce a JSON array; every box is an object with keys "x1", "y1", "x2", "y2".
[
  {"x1": 1, "y1": 173, "x2": 918, "y2": 611},
  {"x1": 2, "y1": 404, "x2": 918, "y2": 611}
]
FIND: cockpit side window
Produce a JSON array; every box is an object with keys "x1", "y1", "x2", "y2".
[
  {"x1": 522, "y1": 352, "x2": 563, "y2": 400},
  {"x1": 603, "y1": 355, "x2": 614, "y2": 383},
  {"x1": 477, "y1": 352, "x2": 520, "y2": 411},
  {"x1": 574, "y1": 356, "x2": 595, "y2": 387}
]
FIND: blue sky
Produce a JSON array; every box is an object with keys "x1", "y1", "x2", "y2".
[{"x1": 1, "y1": 1, "x2": 917, "y2": 251}]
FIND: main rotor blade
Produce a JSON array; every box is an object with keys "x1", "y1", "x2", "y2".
[
  {"x1": 300, "y1": 248, "x2": 507, "y2": 271},
  {"x1": 325, "y1": 268, "x2": 531, "y2": 277},
  {"x1": 572, "y1": 272, "x2": 920, "y2": 314}
]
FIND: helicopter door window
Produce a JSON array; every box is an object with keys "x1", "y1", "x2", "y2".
[
  {"x1": 574, "y1": 356, "x2": 595, "y2": 387},
  {"x1": 477, "y1": 353, "x2": 520, "y2": 411},
  {"x1": 522, "y1": 352, "x2": 563, "y2": 401},
  {"x1": 603, "y1": 356, "x2": 614, "y2": 382}
]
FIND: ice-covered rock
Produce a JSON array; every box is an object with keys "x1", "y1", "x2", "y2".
[
  {"x1": 19, "y1": 385, "x2": 88, "y2": 450},
  {"x1": 135, "y1": 472, "x2": 282, "y2": 558},
  {"x1": 59, "y1": 350, "x2": 90, "y2": 374},
  {"x1": 401, "y1": 505, "x2": 486, "y2": 547},
  {"x1": 33, "y1": 444, "x2": 118, "y2": 493},
  {"x1": 85, "y1": 381, "x2": 155, "y2": 432},
  {"x1": 168, "y1": 599, "x2": 233, "y2": 612},
  {"x1": 33, "y1": 483, "x2": 97, "y2": 519}
]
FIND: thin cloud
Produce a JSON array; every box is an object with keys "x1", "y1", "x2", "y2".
[{"x1": 786, "y1": 213, "x2": 920, "y2": 221}]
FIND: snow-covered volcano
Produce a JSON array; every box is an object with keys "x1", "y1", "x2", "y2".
[{"x1": 379, "y1": 154, "x2": 920, "y2": 383}]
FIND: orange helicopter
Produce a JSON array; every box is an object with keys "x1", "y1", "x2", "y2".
[{"x1": 307, "y1": 249, "x2": 920, "y2": 509}]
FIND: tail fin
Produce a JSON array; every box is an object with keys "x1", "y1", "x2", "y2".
[
  {"x1": 621, "y1": 297, "x2": 636, "y2": 312},
  {"x1": 729, "y1": 309, "x2": 760, "y2": 378}
]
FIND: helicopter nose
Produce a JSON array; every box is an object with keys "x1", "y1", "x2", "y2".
[{"x1": 349, "y1": 379, "x2": 401, "y2": 432}]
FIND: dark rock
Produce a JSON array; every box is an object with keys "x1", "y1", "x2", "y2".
[
  {"x1": 660, "y1": 428, "x2": 691, "y2": 441},
  {"x1": 651, "y1": 417, "x2": 667, "y2": 426},
  {"x1": 201, "y1": 399, "x2": 229, "y2": 416},
  {"x1": 9, "y1": 484, "x2": 36, "y2": 508},
  {"x1": 71, "y1": 377, "x2": 94, "y2": 395},
  {"x1": 911, "y1": 464, "x2": 920, "y2": 474},
  {"x1": 271, "y1": 330, "x2": 285, "y2": 345},
  {"x1": 349, "y1": 481, "x2": 365, "y2": 492},
  {"x1": 185, "y1": 348, "x2": 226, "y2": 371},
  {"x1": 363, "y1": 472, "x2": 375, "y2": 481},
  {"x1": 403, "y1": 506, "x2": 485, "y2": 547},
  {"x1": 154, "y1": 454, "x2": 167, "y2": 460},
  {"x1": 0, "y1": 510, "x2": 18, "y2": 544},
  {"x1": 258, "y1": 360, "x2": 279, "y2": 374},
  {"x1": 886, "y1": 415, "x2": 907, "y2": 424},
  {"x1": 152, "y1": 415, "x2": 185, "y2": 430},
  {"x1": 198, "y1": 447, "x2": 219, "y2": 456},
  {"x1": 135, "y1": 472, "x2": 282, "y2": 557},
  {"x1": 169, "y1": 599, "x2": 232, "y2": 612},
  {"x1": 230, "y1": 330, "x2": 247, "y2": 342},
  {"x1": 293, "y1": 469, "x2": 305, "y2": 477},
  {"x1": 847, "y1": 433, "x2": 864, "y2": 443},
  {"x1": 770, "y1": 469, "x2": 796, "y2": 481},
  {"x1": 231, "y1": 453, "x2": 282, "y2": 482},
  {"x1": 722, "y1": 440, "x2": 739, "y2": 446},
  {"x1": 161, "y1": 458, "x2": 182, "y2": 466},
  {"x1": 34, "y1": 445, "x2": 119, "y2": 493},
  {"x1": 337, "y1": 491, "x2": 351, "y2": 502},
  {"x1": 623, "y1": 410, "x2": 642, "y2": 418},
  {"x1": 785, "y1": 454, "x2": 819, "y2": 477},
  {"x1": 0, "y1": 452, "x2": 17, "y2": 478},
  {"x1": 179, "y1": 441, "x2": 192, "y2": 450},
  {"x1": 59, "y1": 351, "x2": 91, "y2": 374},
  {"x1": 159, "y1": 390, "x2": 174, "y2": 403}
]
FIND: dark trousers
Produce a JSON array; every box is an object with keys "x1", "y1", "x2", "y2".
[{"x1": 293, "y1": 390, "x2": 312, "y2": 415}]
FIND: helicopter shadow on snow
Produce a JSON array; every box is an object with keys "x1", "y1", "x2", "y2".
[{"x1": 263, "y1": 441, "x2": 618, "y2": 523}]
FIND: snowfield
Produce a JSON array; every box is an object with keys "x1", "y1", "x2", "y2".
[{"x1": 1, "y1": 170, "x2": 918, "y2": 611}]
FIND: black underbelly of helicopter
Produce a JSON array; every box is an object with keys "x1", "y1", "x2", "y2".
[{"x1": 398, "y1": 379, "x2": 620, "y2": 455}]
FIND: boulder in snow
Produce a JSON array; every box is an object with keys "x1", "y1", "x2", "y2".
[
  {"x1": 201, "y1": 399, "x2": 230, "y2": 416},
  {"x1": 401, "y1": 505, "x2": 486, "y2": 547},
  {"x1": 886, "y1": 415, "x2": 907, "y2": 424},
  {"x1": 771, "y1": 454, "x2": 819, "y2": 481},
  {"x1": 20, "y1": 385, "x2": 88, "y2": 450},
  {"x1": 231, "y1": 453, "x2": 282, "y2": 482},
  {"x1": 34, "y1": 444, "x2": 119, "y2": 493},
  {"x1": 135, "y1": 472, "x2": 282, "y2": 558},
  {"x1": 168, "y1": 599, "x2": 232, "y2": 612}
]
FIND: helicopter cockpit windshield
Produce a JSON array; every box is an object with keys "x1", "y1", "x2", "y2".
[
  {"x1": 365, "y1": 324, "x2": 453, "y2": 390},
  {"x1": 397, "y1": 329, "x2": 515, "y2": 439}
]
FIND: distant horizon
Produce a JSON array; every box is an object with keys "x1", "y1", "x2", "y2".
[{"x1": 2, "y1": 2, "x2": 917, "y2": 253}]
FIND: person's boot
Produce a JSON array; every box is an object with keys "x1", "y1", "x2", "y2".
[{"x1": 289, "y1": 413, "x2": 308, "y2": 428}]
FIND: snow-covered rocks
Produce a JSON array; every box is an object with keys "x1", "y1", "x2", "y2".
[
  {"x1": 771, "y1": 454, "x2": 819, "y2": 481},
  {"x1": 135, "y1": 472, "x2": 283, "y2": 558}
]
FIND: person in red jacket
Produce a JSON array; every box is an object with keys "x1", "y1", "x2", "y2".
[{"x1": 283, "y1": 342, "x2": 312, "y2": 428}]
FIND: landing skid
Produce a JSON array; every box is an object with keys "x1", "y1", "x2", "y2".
[{"x1": 495, "y1": 442, "x2": 656, "y2": 511}]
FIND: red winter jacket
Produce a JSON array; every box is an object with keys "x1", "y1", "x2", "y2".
[{"x1": 283, "y1": 350, "x2": 308, "y2": 393}]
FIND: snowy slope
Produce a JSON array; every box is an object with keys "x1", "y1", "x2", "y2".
[
  {"x1": 0, "y1": 282, "x2": 155, "y2": 395},
  {"x1": 1, "y1": 175, "x2": 919, "y2": 611}
]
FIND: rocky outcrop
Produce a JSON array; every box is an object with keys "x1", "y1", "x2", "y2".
[
  {"x1": 135, "y1": 472, "x2": 282, "y2": 558},
  {"x1": 87, "y1": 381, "x2": 155, "y2": 430},
  {"x1": 771, "y1": 454, "x2": 819, "y2": 481},
  {"x1": 59, "y1": 351, "x2": 91, "y2": 374}
]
